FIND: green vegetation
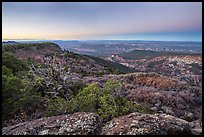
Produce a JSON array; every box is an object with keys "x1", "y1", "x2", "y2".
[
  {"x1": 2, "y1": 42, "x2": 152, "y2": 126},
  {"x1": 115, "y1": 97, "x2": 142, "y2": 116},
  {"x1": 2, "y1": 52, "x2": 29, "y2": 75},
  {"x1": 68, "y1": 81, "x2": 86, "y2": 96},
  {"x1": 97, "y1": 93, "x2": 118, "y2": 121},
  {"x1": 84, "y1": 54, "x2": 137, "y2": 74},
  {"x1": 67, "y1": 79, "x2": 150, "y2": 121},
  {"x1": 3, "y1": 42, "x2": 38, "y2": 52},
  {"x1": 2, "y1": 53, "x2": 44, "y2": 124},
  {"x1": 2, "y1": 54, "x2": 151, "y2": 123},
  {"x1": 3, "y1": 42, "x2": 61, "y2": 54},
  {"x1": 64, "y1": 50, "x2": 83, "y2": 60},
  {"x1": 46, "y1": 98, "x2": 68, "y2": 116},
  {"x1": 2, "y1": 65, "x2": 42, "y2": 121},
  {"x1": 68, "y1": 84, "x2": 100, "y2": 113}
]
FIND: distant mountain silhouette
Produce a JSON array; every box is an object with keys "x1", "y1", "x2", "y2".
[{"x1": 2, "y1": 41, "x2": 18, "y2": 45}]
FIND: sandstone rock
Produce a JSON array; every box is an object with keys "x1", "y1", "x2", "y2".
[{"x1": 2, "y1": 112, "x2": 101, "y2": 135}]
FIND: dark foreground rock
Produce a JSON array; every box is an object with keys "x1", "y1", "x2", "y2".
[
  {"x1": 2, "y1": 112, "x2": 202, "y2": 135},
  {"x1": 101, "y1": 112, "x2": 202, "y2": 135},
  {"x1": 2, "y1": 112, "x2": 101, "y2": 135}
]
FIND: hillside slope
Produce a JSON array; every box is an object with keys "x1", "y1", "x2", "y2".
[
  {"x1": 105, "y1": 50, "x2": 202, "y2": 87},
  {"x1": 2, "y1": 43, "x2": 202, "y2": 135},
  {"x1": 2, "y1": 42, "x2": 138, "y2": 127}
]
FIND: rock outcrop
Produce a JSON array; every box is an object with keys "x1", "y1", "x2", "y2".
[
  {"x1": 2, "y1": 112, "x2": 101, "y2": 135},
  {"x1": 101, "y1": 112, "x2": 202, "y2": 135},
  {"x1": 2, "y1": 112, "x2": 202, "y2": 135}
]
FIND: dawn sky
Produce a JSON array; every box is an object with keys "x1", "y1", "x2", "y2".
[{"x1": 2, "y1": 2, "x2": 202, "y2": 41}]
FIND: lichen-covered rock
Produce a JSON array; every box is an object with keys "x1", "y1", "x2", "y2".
[
  {"x1": 2, "y1": 112, "x2": 101, "y2": 135},
  {"x1": 2, "y1": 112, "x2": 202, "y2": 135},
  {"x1": 100, "y1": 112, "x2": 202, "y2": 135}
]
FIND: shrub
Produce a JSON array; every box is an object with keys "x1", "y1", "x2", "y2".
[
  {"x1": 68, "y1": 84, "x2": 100, "y2": 113},
  {"x1": 2, "y1": 66, "x2": 25, "y2": 100},
  {"x1": 69, "y1": 81, "x2": 87, "y2": 96},
  {"x1": 2, "y1": 65, "x2": 42, "y2": 122},
  {"x1": 140, "y1": 103, "x2": 152, "y2": 114},
  {"x1": 103, "y1": 79, "x2": 121, "y2": 94},
  {"x1": 97, "y1": 94, "x2": 118, "y2": 121},
  {"x1": 67, "y1": 79, "x2": 149, "y2": 121},
  {"x1": 2, "y1": 52, "x2": 29, "y2": 75},
  {"x1": 115, "y1": 96, "x2": 146, "y2": 116},
  {"x1": 2, "y1": 71, "x2": 25, "y2": 119},
  {"x1": 46, "y1": 98, "x2": 68, "y2": 116}
]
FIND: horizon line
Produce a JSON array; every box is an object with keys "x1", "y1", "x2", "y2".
[{"x1": 2, "y1": 39, "x2": 202, "y2": 43}]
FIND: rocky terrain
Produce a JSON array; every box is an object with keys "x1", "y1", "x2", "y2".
[
  {"x1": 2, "y1": 42, "x2": 202, "y2": 135},
  {"x1": 82, "y1": 72, "x2": 202, "y2": 122},
  {"x1": 101, "y1": 112, "x2": 202, "y2": 135},
  {"x1": 2, "y1": 112, "x2": 102, "y2": 135},
  {"x1": 104, "y1": 51, "x2": 202, "y2": 87},
  {"x1": 2, "y1": 112, "x2": 202, "y2": 135}
]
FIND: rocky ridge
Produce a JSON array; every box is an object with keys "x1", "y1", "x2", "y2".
[{"x1": 2, "y1": 112, "x2": 202, "y2": 135}]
